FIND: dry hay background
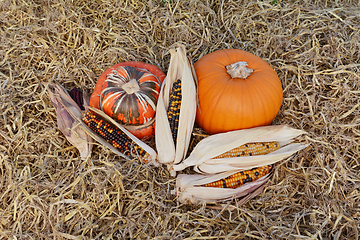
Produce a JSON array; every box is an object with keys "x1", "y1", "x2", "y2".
[{"x1": 1, "y1": 0, "x2": 360, "y2": 239}]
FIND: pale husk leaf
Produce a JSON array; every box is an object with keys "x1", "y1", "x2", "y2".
[
  {"x1": 154, "y1": 72, "x2": 177, "y2": 165},
  {"x1": 45, "y1": 83, "x2": 93, "y2": 160},
  {"x1": 174, "y1": 46, "x2": 197, "y2": 164}
]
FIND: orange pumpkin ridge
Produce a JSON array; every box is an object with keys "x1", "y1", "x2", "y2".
[{"x1": 194, "y1": 49, "x2": 283, "y2": 134}]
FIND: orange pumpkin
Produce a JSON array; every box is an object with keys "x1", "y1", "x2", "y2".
[
  {"x1": 194, "y1": 49, "x2": 283, "y2": 135},
  {"x1": 90, "y1": 61, "x2": 165, "y2": 139}
]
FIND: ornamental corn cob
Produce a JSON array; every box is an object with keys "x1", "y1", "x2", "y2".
[
  {"x1": 167, "y1": 79, "x2": 182, "y2": 147},
  {"x1": 201, "y1": 165, "x2": 272, "y2": 189},
  {"x1": 213, "y1": 142, "x2": 280, "y2": 159},
  {"x1": 83, "y1": 110, "x2": 150, "y2": 162},
  {"x1": 201, "y1": 142, "x2": 278, "y2": 188},
  {"x1": 155, "y1": 45, "x2": 197, "y2": 175}
]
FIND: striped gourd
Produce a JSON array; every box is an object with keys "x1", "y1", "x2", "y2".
[
  {"x1": 83, "y1": 110, "x2": 150, "y2": 162},
  {"x1": 91, "y1": 64, "x2": 164, "y2": 126},
  {"x1": 167, "y1": 79, "x2": 182, "y2": 147}
]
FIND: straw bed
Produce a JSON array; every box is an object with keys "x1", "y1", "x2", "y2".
[{"x1": 1, "y1": 0, "x2": 360, "y2": 239}]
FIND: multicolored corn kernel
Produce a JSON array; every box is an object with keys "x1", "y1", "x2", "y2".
[
  {"x1": 213, "y1": 142, "x2": 280, "y2": 159},
  {"x1": 167, "y1": 79, "x2": 182, "y2": 147},
  {"x1": 82, "y1": 110, "x2": 149, "y2": 162},
  {"x1": 202, "y1": 165, "x2": 272, "y2": 189}
]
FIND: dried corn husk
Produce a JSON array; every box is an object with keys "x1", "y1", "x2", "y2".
[
  {"x1": 172, "y1": 170, "x2": 272, "y2": 204},
  {"x1": 155, "y1": 45, "x2": 197, "y2": 175},
  {"x1": 173, "y1": 125, "x2": 307, "y2": 174},
  {"x1": 45, "y1": 83, "x2": 93, "y2": 160}
]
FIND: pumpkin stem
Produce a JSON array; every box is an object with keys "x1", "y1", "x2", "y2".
[
  {"x1": 226, "y1": 61, "x2": 254, "y2": 79},
  {"x1": 122, "y1": 79, "x2": 140, "y2": 94}
]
